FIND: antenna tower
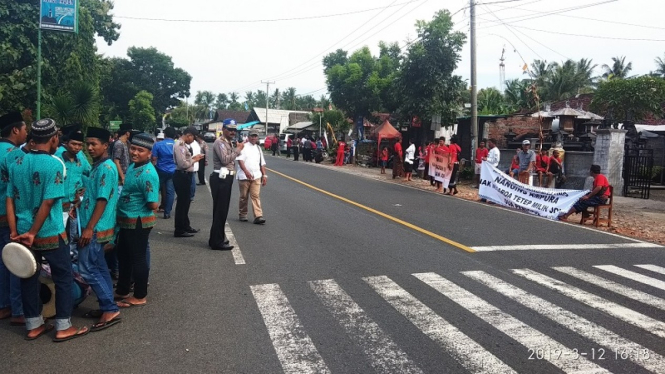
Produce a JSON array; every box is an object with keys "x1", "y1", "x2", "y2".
[{"x1": 499, "y1": 46, "x2": 506, "y2": 91}]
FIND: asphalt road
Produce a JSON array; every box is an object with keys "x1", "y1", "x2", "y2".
[{"x1": 2, "y1": 153, "x2": 665, "y2": 374}]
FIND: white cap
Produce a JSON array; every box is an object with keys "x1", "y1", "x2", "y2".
[
  {"x1": 157, "y1": 132, "x2": 165, "y2": 139},
  {"x1": 522, "y1": 139, "x2": 530, "y2": 145}
]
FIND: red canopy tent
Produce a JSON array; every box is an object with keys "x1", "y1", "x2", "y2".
[{"x1": 372, "y1": 120, "x2": 400, "y2": 147}]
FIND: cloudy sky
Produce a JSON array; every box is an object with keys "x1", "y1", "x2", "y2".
[{"x1": 97, "y1": 0, "x2": 665, "y2": 101}]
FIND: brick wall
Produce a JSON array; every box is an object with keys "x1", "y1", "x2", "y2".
[{"x1": 487, "y1": 116, "x2": 553, "y2": 148}]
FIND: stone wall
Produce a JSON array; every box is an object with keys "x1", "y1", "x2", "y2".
[
  {"x1": 593, "y1": 129, "x2": 626, "y2": 193},
  {"x1": 487, "y1": 116, "x2": 553, "y2": 148}
]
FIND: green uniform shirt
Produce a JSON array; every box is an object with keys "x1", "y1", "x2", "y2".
[
  {"x1": 117, "y1": 162, "x2": 159, "y2": 229},
  {"x1": 80, "y1": 158, "x2": 118, "y2": 243},
  {"x1": 0, "y1": 140, "x2": 19, "y2": 226},
  {"x1": 56, "y1": 150, "x2": 91, "y2": 211},
  {"x1": 7, "y1": 151, "x2": 67, "y2": 250}
]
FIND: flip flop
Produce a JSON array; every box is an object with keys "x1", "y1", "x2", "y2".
[
  {"x1": 117, "y1": 299, "x2": 147, "y2": 308},
  {"x1": 10, "y1": 319, "x2": 26, "y2": 326},
  {"x1": 52, "y1": 326, "x2": 89, "y2": 343},
  {"x1": 82, "y1": 310, "x2": 103, "y2": 319},
  {"x1": 25, "y1": 324, "x2": 54, "y2": 341},
  {"x1": 90, "y1": 317, "x2": 122, "y2": 332}
]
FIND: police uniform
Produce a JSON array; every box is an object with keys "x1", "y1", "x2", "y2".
[
  {"x1": 208, "y1": 120, "x2": 241, "y2": 250},
  {"x1": 173, "y1": 130, "x2": 199, "y2": 237}
]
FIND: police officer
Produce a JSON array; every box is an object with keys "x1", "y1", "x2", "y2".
[
  {"x1": 173, "y1": 127, "x2": 204, "y2": 237},
  {"x1": 208, "y1": 119, "x2": 244, "y2": 251}
]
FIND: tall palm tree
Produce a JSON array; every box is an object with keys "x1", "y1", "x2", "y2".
[
  {"x1": 530, "y1": 59, "x2": 555, "y2": 86},
  {"x1": 601, "y1": 56, "x2": 633, "y2": 80},
  {"x1": 194, "y1": 90, "x2": 216, "y2": 120},
  {"x1": 228, "y1": 92, "x2": 242, "y2": 111},
  {"x1": 281, "y1": 87, "x2": 297, "y2": 110},
  {"x1": 504, "y1": 79, "x2": 532, "y2": 111},
  {"x1": 272, "y1": 88, "x2": 281, "y2": 109},
  {"x1": 477, "y1": 88, "x2": 508, "y2": 115},
  {"x1": 654, "y1": 54, "x2": 665, "y2": 78},
  {"x1": 543, "y1": 60, "x2": 581, "y2": 102},
  {"x1": 244, "y1": 91, "x2": 255, "y2": 108},
  {"x1": 215, "y1": 93, "x2": 229, "y2": 109},
  {"x1": 575, "y1": 58, "x2": 598, "y2": 90}
]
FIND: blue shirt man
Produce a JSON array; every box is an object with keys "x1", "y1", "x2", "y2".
[{"x1": 151, "y1": 127, "x2": 177, "y2": 218}]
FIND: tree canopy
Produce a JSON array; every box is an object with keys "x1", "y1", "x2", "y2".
[
  {"x1": 591, "y1": 76, "x2": 665, "y2": 122},
  {"x1": 129, "y1": 90, "x2": 156, "y2": 131}
]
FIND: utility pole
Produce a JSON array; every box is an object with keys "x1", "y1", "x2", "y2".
[
  {"x1": 470, "y1": 0, "x2": 478, "y2": 162},
  {"x1": 262, "y1": 80, "x2": 275, "y2": 135}
]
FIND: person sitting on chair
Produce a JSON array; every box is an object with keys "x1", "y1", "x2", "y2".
[{"x1": 558, "y1": 164, "x2": 610, "y2": 221}]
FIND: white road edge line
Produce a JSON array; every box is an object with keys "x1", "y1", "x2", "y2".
[
  {"x1": 471, "y1": 243, "x2": 662, "y2": 251},
  {"x1": 364, "y1": 275, "x2": 516, "y2": 374},
  {"x1": 250, "y1": 284, "x2": 331, "y2": 374},
  {"x1": 635, "y1": 264, "x2": 665, "y2": 275},
  {"x1": 553, "y1": 266, "x2": 665, "y2": 311},
  {"x1": 513, "y1": 268, "x2": 665, "y2": 339},
  {"x1": 595, "y1": 265, "x2": 665, "y2": 291},
  {"x1": 414, "y1": 272, "x2": 609, "y2": 373},
  {"x1": 205, "y1": 177, "x2": 246, "y2": 265},
  {"x1": 464, "y1": 270, "x2": 665, "y2": 374},
  {"x1": 309, "y1": 279, "x2": 424, "y2": 374}
]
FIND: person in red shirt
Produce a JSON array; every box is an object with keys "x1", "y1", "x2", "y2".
[
  {"x1": 380, "y1": 146, "x2": 389, "y2": 174},
  {"x1": 392, "y1": 136, "x2": 404, "y2": 179},
  {"x1": 559, "y1": 164, "x2": 610, "y2": 221},
  {"x1": 509, "y1": 149, "x2": 520, "y2": 178},
  {"x1": 264, "y1": 135, "x2": 272, "y2": 151},
  {"x1": 535, "y1": 149, "x2": 550, "y2": 187},
  {"x1": 546, "y1": 149, "x2": 564, "y2": 188},
  {"x1": 447, "y1": 136, "x2": 462, "y2": 195},
  {"x1": 474, "y1": 140, "x2": 489, "y2": 188},
  {"x1": 335, "y1": 139, "x2": 345, "y2": 166},
  {"x1": 434, "y1": 137, "x2": 449, "y2": 193}
]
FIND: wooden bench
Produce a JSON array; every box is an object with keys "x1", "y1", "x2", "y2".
[{"x1": 580, "y1": 186, "x2": 613, "y2": 227}]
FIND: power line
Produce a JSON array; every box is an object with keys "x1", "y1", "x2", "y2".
[
  {"x1": 115, "y1": 1, "x2": 422, "y2": 23},
  {"x1": 480, "y1": 3, "x2": 544, "y2": 60},
  {"x1": 481, "y1": 21, "x2": 665, "y2": 42}
]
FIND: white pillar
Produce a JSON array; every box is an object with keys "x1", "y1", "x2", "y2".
[{"x1": 593, "y1": 129, "x2": 627, "y2": 193}]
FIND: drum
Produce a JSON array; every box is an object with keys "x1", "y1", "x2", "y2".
[{"x1": 2, "y1": 242, "x2": 37, "y2": 279}]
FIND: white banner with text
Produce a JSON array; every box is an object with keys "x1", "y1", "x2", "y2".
[{"x1": 479, "y1": 162, "x2": 588, "y2": 220}]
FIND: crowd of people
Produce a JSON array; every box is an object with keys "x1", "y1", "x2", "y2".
[{"x1": 0, "y1": 112, "x2": 266, "y2": 343}]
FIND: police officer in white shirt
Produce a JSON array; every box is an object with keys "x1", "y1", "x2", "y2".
[{"x1": 236, "y1": 129, "x2": 267, "y2": 224}]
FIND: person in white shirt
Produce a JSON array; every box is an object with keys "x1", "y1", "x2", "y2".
[
  {"x1": 236, "y1": 129, "x2": 267, "y2": 224},
  {"x1": 190, "y1": 137, "x2": 201, "y2": 201},
  {"x1": 484, "y1": 138, "x2": 501, "y2": 168},
  {"x1": 404, "y1": 138, "x2": 416, "y2": 181}
]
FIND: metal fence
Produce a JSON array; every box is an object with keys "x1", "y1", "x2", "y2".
[{"x1": 623, "y1": 148, "x2": 653, "y2": 199}]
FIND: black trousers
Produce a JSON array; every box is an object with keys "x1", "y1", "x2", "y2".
[
  {"x1": 116, "y1": 220, "x2": 151, "y2": 299},
  {"x1": 173, "y1": 171, "x2": 194, "y2": 234},
  {"x1": 197, "y1": 159, "x2": 206, "y2": 184},
  {"x1": 293, "y1": 146, "x2": 300, "y2": 161},
  {"x1": 209, "y1": 173, "x2": 234, "y2": 248}
]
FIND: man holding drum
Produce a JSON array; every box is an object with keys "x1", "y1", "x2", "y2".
[
  {"x1": 77, "y1": 127, "x2": 121, "y2": 331},
  {"x1": 0, "y1": 111, "x2": 27, "y2": 325},
  {"x1": 7, "y1": 118, "x2": 89, "y2": 341}
]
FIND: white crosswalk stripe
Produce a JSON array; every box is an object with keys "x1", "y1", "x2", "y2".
[
  {"x1": 251, "y1": 264, "x2": 665, "y2": 374},
  {"x1": 309, "y1": 279, "x2": 424, "y2": 374},
  {"x1": 250, "y1": 284, "x2": 330, "y2": 374},
  {"x1": 594, "y1": 265, "x2": 665, "y2": 291},
  {"x1": 635, "y1": 264, "x2": 665, "y2": 276},
  {"x1": 513, "y1": 268, "x2": 665, "y2": 339},
  {"x1": 414, "y1": 272, "x2": 610, "y2": 374},
  {"x1": 464, "y1": 270, "x2": 665, "y2": 374},
  {"x1": 364, "y1": 275, "x2": 516, "y2": 374},
  {"x1": 553, "y1": 266, "x2": 665, "y2": 311}
]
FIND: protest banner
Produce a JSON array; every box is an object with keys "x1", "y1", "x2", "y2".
[
  {"x1": 479, "y1": 162, "x2": 588, "y2": 220},
  {"x1": 428, "y1": 152, "x2": 453, "y2": 188}
]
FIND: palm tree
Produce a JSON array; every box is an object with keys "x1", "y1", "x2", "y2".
[
  {"x1": 215, "y1": 93, "x2": 229, "y2": 109},
  {"x1": 318, "y1": 94, "x2": 331, "y2": 110},
  {"x1": 244, "y1": 91, "x2": 255, "y2": 109},
  {"x1": 543, "y1": 60, "x2": 580, "y2": 102},
  {"x1": 575, "y1": 58, "x2": 598, "y2": 90},
  {"x1": 194, "y1": 90, "x2": 215, "y2": 120},
  {"x1": 654, "y1": 54, "x2": 665, "y2": 78},
  {"x1": 477, "y1": 88, "x2": 508, "y2": 115},
  {"x1": 272, "y1": 88, "x2": 281, "y2": 109},
  {"x1": 530, "y1": 59, "x2": 555, "y2": 86},
  {"x1": 281, "y1": 87, "x2": 297, "y2": 110},
  {"x1": 602, "y1": 56, "x2": 633, "y2": 80},
  {"x1": 504, "y1": 79, "x2": 532, "y2": 111},
  {"x1": 228, "y1": 92, "x2": 242, "y2": 111},
  {"x1": 45, "y1": 80, "x2": 99, "y2": 129}
]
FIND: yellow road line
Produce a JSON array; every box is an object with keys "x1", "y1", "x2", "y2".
[{"x1": 268, "y1": 168, "x2": 476, "y2": 253}]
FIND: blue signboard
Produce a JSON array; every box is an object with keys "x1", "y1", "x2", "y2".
[{"x1": 40, "y1": 0, "x2": 78, "y2": 33}]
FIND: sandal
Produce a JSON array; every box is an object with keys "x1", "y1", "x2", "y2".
[
  {"x1": 25, "y1": 324, "x2": 54, "y2": 341},
  {"x1": 91, "y1": 316, "x2": 122, "y2": 332},
  {"x1": 117, "y1": 299, "x2": 147, "y2": 308},
  {"x1": 53, "y1": 326, "x2": 89, "y2": 342},
  {"x1": 82, "y1": 310, "x2": 103, "y2": 319}
]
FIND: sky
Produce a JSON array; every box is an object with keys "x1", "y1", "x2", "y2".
[{"x1": 97, "y1": 0, "x2": 665, "y2": 103}]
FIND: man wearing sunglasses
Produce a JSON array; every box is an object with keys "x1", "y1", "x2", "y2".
[{"x1": 208, "y1": 119, "x2": 245, "y2": 251}]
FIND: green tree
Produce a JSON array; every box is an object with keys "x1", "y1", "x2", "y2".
[
  {"x1": 128, "y1": 90, "x2": 156, "y2": 131},
  {"x1": 477, "y1": 87, "x2": 509, "y2": 115},
  {"x1": 397, "y1": 10, "x2": 466, "y2": 127},
  {"x1": 166, "y1": 100, "x2": 194, "y2": 128},
  {"x1": 215, "y1": 93, "x2": 229, "y2": 109},
  {"x1": 601, "y1": 56, "x2": 633, "y2": 80},
  {"x1": 227, "y1": 92, "x2": 242, "y2": 111},
  {"x1": 654, "y1": 54, "x2": 665, "y2": 78},
  {"x1": 194, "y1": 90, "x2": 215, "y2": 120},
  {"x1": 310, "y1": 109, "x2": 348, "y2": 134},
  {"x1": 281, "y1": 87, "x2": 298, "y2": 110},
  {"x1": 44, "y1": 80, "x2": 99, "y2": 128},
  {"x1": 504, "y1": 79, "x2": 536, "y2": 111},
  {"x1": 591, "y1": 76, "x2": 665, "y2": 122},
  {"x1": 296, "y1": 95, "x2": 317, "y2": 110},
  {"x1": 0, "y1": 0, "x2": 119, "y2": 116}
]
